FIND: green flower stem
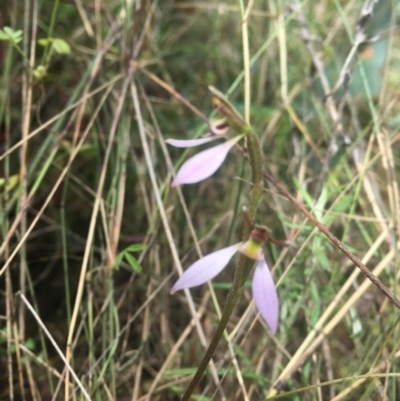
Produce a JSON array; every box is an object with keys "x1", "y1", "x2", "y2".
[
  {"x1": 181, "y1": 130, "x2": 264, "y2": 401},
  {"x1": 245, "y1": 131, "x2": 264, "y2": 227}
]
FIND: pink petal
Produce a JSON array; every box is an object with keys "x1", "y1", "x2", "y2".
[
  {"x1": 165, "y1": 137, "x2": 220, "y2": 148},
  {"x1": 252, "y1": 259, "x2": 279, "y2": 335},
  {"x1": 171, "y1": 135, "x2": 242, "y2": 187},
  {"x1": 171, "y1": 243, "x2": 241, "y2": 294}
]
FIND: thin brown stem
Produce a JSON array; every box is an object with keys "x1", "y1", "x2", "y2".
[{"x1": 263, "y1": 169, "x2": 400, "y2": 310}]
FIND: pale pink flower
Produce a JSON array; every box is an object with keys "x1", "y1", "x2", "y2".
[
  {"x1": 166, "y1": 119, "x2": 243, "y2": 187},
  {"x1": 171, "y1": 242, "x2": 279, "y2": 335}
]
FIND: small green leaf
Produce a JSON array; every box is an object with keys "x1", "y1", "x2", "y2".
[
  {"x1": 25, "y1": 338, "x2": 36, "y2": 350},
  {"x1": 52, "y1": 38, "x2": 70, "y2": 54},
  {"x1": 124, "y1": 253, "x2": 143, "y2": 273},
  {"x1": 3, "y1": 27, "x2": 15, "y2": 36},
  {"x1": 125, "y1": 243, "x2": 147, "y2": 253},
  {"x1": 1, "y1": 27, "x2": 23, "y2": 44},
  {"x1": 319, "y1": 252, "x2": 330, "y2": 271},
  {"x1": 310, "y1": 282, "x2": 321, "y2": 327},
  {"x1": 350, "y1": 306, "x2": 362, "y2": 336},
  {"x1": 77, "y1": 143, "x2": 97, "y2": 157},
  {"x1": 14, "y1": 33, "x2": 23, "y2": 42},
  {"x1": 114, "y1": 252, "x2": 124, "y2": 270},
  {"x1": 293, "y1": 177, "x2": 314, "y2": 210},
  {"x1": 38, "y1": 38, "x2": 51, "y2": 47},
  {"x1": 33, "y1": 65, "x2": 47, "y2": 81},
  {"x1": 303, "y1": 359, "x2": 311, "y2": 385}
]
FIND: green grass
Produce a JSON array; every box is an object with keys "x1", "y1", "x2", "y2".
[{"x1": 1, "y1": 0, "x2": 400, "y2": 400}]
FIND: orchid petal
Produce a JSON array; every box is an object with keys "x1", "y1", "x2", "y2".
[
  {"x1": 171, "y1": 243, "x2": 241, "y2": 294},
  {"x1": 252, "y1": 259, "x2": 279, "y2": 335},
  {"x1": 171, "y1": 135, "x2": 243, "y2": 187},
  {"x1": 165, "y1": 137, "x2": 220, "y2": 148}
]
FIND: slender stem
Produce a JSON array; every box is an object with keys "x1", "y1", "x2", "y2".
[
  {"x1": 181, "y1": 131, "x2": 264, "y2": 401},
  {"x1": 42, "y1": 0, "x2": 60, "y2": 66},
  {"x1": 240, "y1": 0, "x2": 251, "y2": 123},
  {"x1": 180, "y1": 256, "x2": 253, "y2": 401},
  {"x1": 246, "y1": 131, "x2": 264, "y2": 222}
]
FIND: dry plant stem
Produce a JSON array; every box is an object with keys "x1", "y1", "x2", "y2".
[
  {"x1": 131, "y1": 81, "x2": 224, "y2": 395},
  {"x1": 293, "y1": 0, "x2": 341, "y2": 198},
  {"x1": 18, "y1": 0, "x2": 38, "y2": 397},
  {"x1": 140, "y1": 84, "x2": 245, "y2": 400},
  {"x1": 6, "y1": 269, "x2": 14, "y2": 399},
  {"x1": 133, "y1": 264, "x2": 152, "y2": 400},
  {"x1": 18, "y1": 293, "x2": 91, "y2": 401},
  {"x1": 263, "y1": 169, "x2": 400, "y2": 310},
  {"x1": 3, "y1": 6, "x2": 17, "y2": 398},
  {"x1": 330, "y1": 351, "x2": 400, "y2": 401},
  {"x1": 133, "y1": 62, "x2": 208, "y2": 122},
  {"x1": 266, "y1": 185, "x2": 391, "y2": 393},
  {"x1": 332, "y1": 0, "x2": 379, "y2": 93},
  {"x1": 171, "y1": 2, "x2": 275, "y2": 18},
  {"x1": 241, "y1": 0, "x2": 254, "y2": 123},
  {"x1": 63, "y1": 75, "x2": 126, "y2": 400},
  {"x1": 180, "y1": 131, "x2": 264, "y2": 401},
  {"x1": 269, "y1": 373, "x2": 400, "y2": 400},
  {"x1": 0, "y1": 79, "x2": 123, "y2": 275},
  {"x1": 107, "y1": 124, "x2": 129, "y2": 266},
  {"x1": 1, "y1": 87, "x2": 108, "y2": 395},
  {"x1": 0, "y1": 74, "x2": 123, "y2": 164},
  {"x1": 85, "y1": 273, "x2": 174, "y2": 380},
  {"x1": 144, "y1": 293, "x2": 211, "y2": 400},
  {"x1": 293, "y1": 0, "x2": 338, "y2": 122}
]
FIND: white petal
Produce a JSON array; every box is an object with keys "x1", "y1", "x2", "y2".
[
  {"x1": 171, "y1": 243, "x2": 241, "y2": 294},
  {"x1": 252, "y1": 259, "x2": 279, "y2": 335},
  {"x1": 171, "y1": 135, "x2": 242, "y2": 187},
  {"x1": 165, "y1": 137, "x2": 219, "y2": 148}
]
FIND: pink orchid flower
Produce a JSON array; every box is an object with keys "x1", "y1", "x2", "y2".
[
  {"x1": 171, "y1": 241, "x2": 279, "y2": 335},
  {"x1": 166, "y1": 119, "x2": 244, "y2": 187}
]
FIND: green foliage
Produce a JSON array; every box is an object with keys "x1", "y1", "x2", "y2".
[
  {"x1": 0, "y1": 26, "x2": 23, "y2": 44},
  {"x1": 114, "y1": 244, "x2": 147, "y2": 273},
  {"x1": 38, "y1": 37, "x2": 71, "y2": 55},
  {"x1": 0, "y1": 328, "x2": 36, "y2": 361}
]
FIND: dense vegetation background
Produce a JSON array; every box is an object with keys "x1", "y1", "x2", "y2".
[{"x1": 1, "y1": 0, "x2": 400, "y2": 400}]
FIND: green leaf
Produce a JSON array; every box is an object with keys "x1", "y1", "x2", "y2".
[
  {"x1": 25, "y1": 338, "x2": 36, "y2": 350},
  {"x1": 33, "y1": 65, "x2": 47, "y2": 81},
  {"x1": 114, "y1": 252, "x2": 124, "y2": 271},
  {"x1": 1, "y1": 27, "x2": 23, "y2": 44},
  {"x1": 318, "y1": 251, "x2": 331, "y2": 271},
  {"x1": 124, "y1": 253, "x2": 143, "y2": 273},
  {"x1": 125, "y1": 243, "x2": 147, "y2": 253},
  {"x1": 52, "y1": 38, "x2": 70, "y2": 54},
  {"x1": 293, "y1": 177, "x2": 314, "y2": 210},
  {"x1": 38, "y1": 38, "x2": 51, "y2": 47},
  {"x1": 314, "y1": 185, "x2": 328, "y2": 221},
  {"x1": 322, "y1": 194, "x2": 353, "y2": 225},
  {"x1": 310, "y1": 282, "x2": 321, "y2": 327},
  {"x1": 350, "y1": 306, "x2": 362, "y2": 336},
  {"x1": 77, "y1": 143, "x2": 98, "y2": 157},
  {"x1": 3, "y1": 27, "x2": 15, "y2": 36}
]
